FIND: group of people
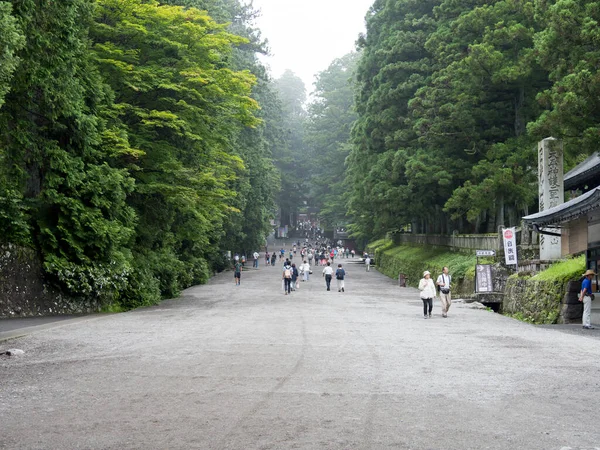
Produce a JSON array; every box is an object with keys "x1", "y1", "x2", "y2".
[
  {"x1": 236, "y1": 249, "x2": 457, "y2": 319},
  {"x1": 418, "y1": 267, "x2": 452, "y2": 318},
  {"x1": 278, "y1": 257, "x2": 347, "y2": 294}
]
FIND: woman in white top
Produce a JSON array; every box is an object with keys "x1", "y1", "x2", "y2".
[
  {"x1": 418, "y1": 270, "x2": 436, "y2": 319},
  {"x1": 301, "y1": 260, "x2": 310, "y2": 281}
]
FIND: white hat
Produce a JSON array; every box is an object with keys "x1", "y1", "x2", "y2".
[{"x1": 423, "y1": 270, "x2": 431, "y2": 277}]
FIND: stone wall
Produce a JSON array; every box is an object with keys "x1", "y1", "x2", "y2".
[
  {"x1": 0, "y1": 244, "x2": 101, "y2": 318},
  {"x1": 503, "y1": 275, "x2": 582, "y2": 324}
]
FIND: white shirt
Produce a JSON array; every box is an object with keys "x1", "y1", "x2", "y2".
[
  {"x1": 253, "y1": 252, "x2": 259, "y2": 259},
  {"x1": 323, "y1": 266, "x2": 334, "y2": 276},
  {"x1": 436, "y1": 274, "x2": 451, "y2": 289}
]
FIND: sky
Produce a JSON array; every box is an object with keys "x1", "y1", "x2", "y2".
[{"x1": 249, "y1": 0, "x2": 374, "y2": 95}]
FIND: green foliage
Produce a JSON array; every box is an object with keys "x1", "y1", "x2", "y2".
[
  {"x1": 532, "y1": 255, "x2": 586, "y2": 282},
  {"x1": 305, "y1": 52, "x2": 359, "y2": 230},
  {"x1": 345, "y1": 0, "x2": 598, "y2": 240},
  {"x1": 0, "y1": 0, "x2": 279, "y2": 311},
  {"x1": 367, "y1": 240, "x2": 476, "y2": 296},
  {"x1": 504, "y1": 256, "x2": 585, "y2": 324},
  {"x1": 0, "y1": 0, "x2": 136, "y2": 303},
  {"x1": 0, "y1": 2, "x2": 24, "y2": 108}
]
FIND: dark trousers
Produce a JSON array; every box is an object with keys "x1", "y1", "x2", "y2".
[
  {"x1": 325, "y1": 274, "x2": 332, "y2": 290},
  {"x1": 422, "y1": 298, "x2": 433, "y2": 316},
  {"x1": 284, "y1": 278, "x2": 291, "y2": 293}
]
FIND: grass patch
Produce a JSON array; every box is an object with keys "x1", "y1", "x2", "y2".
[
  {"x1": 367, "y1": 241, "x2": 476, "y2": 296},
  {"x1": 532, "y1": 255, "x2": 586, "y2": 283}
]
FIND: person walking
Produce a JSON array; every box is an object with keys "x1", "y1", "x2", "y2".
[
  {"x1": 234, "y1": 260, "x2": 242, "y2": 286},
  {"x1": 580, "y1": 269, "x2": 596, "y2": 329},
  {"x1": 322, "y1": 262, "x2": 334, "y2": 291},
  {"x1": 291, "y1": 263, "x2": 299, "y2": 291},
  {"x1": 282, "y1": 260, "x2": 293, "y2": 295},
  {"x1": 336, "y1": 263, "x2": 346, "y2": 292},
  {"x1": 436, "y1": 266, "x2": 452, "y2": 318},
  {"x1": 253, "y1": 251, "x2": 260, "y2": 269},
  {"x1": 301, "y1": 260, "x2": 310, "y2": 282},
  {"x1": 419, "y1": 270, "x2": 436, "y2": 319},
  {"x1": 365, "y1": 256, "x2": 371, "y2": 272}
]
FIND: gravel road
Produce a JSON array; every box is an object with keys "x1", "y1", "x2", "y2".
[{"x1": 1, "y1": 258, "x2": 599, "y2": 450}]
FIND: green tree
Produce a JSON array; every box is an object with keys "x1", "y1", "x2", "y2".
[
  {"x1": 305, "y1": 52, "x2": 359, "y2": 230},
  {"x1": 0, "y1": 0, "x2": 136, "y2": 302},
  {"x1": 529, "y1": 0, "x2": 600, "y2": 158},
  {"x1": 273, "y1": 70, "x2": 308, "y2": 228},
  {"x1": 91, "y1": 0, "x2": 259, "y2": 303},
  {"x1": 0, "y1": 2, "x2": 24, "y2": 108}
]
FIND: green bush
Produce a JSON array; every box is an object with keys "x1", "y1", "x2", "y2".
[{"x1": 367, "y1": 240, "x2": 476, "y2": 296}]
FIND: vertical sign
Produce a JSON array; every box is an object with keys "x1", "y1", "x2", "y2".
[
  {"x1": 503, "y1": 227, "x2": 518, "y2": 266},
  {"x1": 538, "y1": 137, "x2": 564, "y2": 260},
  {"x1": 476, "y1": 264, "x2": 494, "y2": 293}
]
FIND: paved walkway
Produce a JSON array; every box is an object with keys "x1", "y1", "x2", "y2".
[{"x1": 1, "y1": 259, "x2": 600, "y2": 449}]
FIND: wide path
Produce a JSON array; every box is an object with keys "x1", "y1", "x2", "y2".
[{"x1": 1, "y1": 258, "x2": 600, "y2": 450}]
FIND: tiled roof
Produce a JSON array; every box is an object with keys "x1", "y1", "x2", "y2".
[
  {"x1": 564, "y1": 152, "x2": 600, "y2": 190},
  {"x1": 523, "y1": 187, "x2": 600, "y2": 227}
]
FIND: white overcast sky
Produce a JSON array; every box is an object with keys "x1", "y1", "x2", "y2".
[{"x1": 249, "y1": 0, "x2": 374, "y2": 94}]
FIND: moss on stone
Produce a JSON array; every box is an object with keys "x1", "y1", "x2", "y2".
[{"x1": 503, "y1": 256, "x2": 586, "y2": 324}]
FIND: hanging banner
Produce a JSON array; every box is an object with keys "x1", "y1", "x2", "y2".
[{"x1": 502, "y1": 227, "x2": 518, "y2": 266}]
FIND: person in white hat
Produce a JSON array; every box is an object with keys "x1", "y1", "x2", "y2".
[
  {"x1": 419, "y1": 270, "x2": 436, "y2": 319},
  {"x1": 580, "y1": 269, "x2": 596, "y2": 329}
]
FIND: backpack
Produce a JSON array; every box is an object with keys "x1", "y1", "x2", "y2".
[
  {"x1": 284, "y1": 267, "x2": 292, "y2": 278},
  {"x1": 336, "y1": 268, "x2": 345, "y2": 280}
]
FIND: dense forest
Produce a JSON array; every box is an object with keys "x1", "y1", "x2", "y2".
[{"x1": 1, "y1": 0, "x2": 599, "y2": 309}]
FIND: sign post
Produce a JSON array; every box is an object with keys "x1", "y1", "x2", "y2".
[{"x1": 475, "y1": 250, "x2": 496, "y2": 293}]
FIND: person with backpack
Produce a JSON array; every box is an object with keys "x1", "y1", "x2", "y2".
[
  {"x1": 291, "y1": 263, "x2": 299, "y2": 291},
  {"x1": 234, "y1": 260, "x2": 242, "y2": 286},
  {"x1": 335, "y1": 264, "x2": 346, "y2": 292},
  {"x1": 282, "y1": 259, "x2": 293, "y2": 295},
  {"x1": 322, "y1": 262, "x2": 334, "y2": 291}
]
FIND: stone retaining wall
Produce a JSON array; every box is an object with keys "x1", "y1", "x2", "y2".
[
  {"x1": 0, "y1": 244, "x2": 100, "y2": 318},
  {"x1": 503, "y1": 276, "x2": 582, "y2": 324}
]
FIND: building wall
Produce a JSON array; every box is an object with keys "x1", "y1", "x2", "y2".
[{"x1": 562, "y1": 216, "x2": 588, "y2": 256}]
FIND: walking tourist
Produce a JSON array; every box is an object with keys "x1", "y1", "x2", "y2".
[
  {"x1": 336, "y1": 263, "x2": 346, "y2": 292},
  {"x1": 234, "y1": 260, "x2": 242, "y2": 286},
  {"x1": 282, "y1": 259, "x2": 292, "y2": 295},
  {"x1": 436, "y1": 266, "x2": 452, "y2": 318},
  {"x1": 322, "y1": 262, "x2": 334, "y2": 291},
  {"x1": 291, "y1": 263, "x2": 299, "y2": 291},
  {"x1": 365, "y1": 256, "x2": 371, "y2": 271},
  {"x1": 301, "y1": 260, "x2": 310, "y2": 281},
  {"x1": 580, "y1": 269, "x2": 596, "y2": 329},
  {"x1": 253, "y1": 251, "x2": 260, "y2": 268},
  {"x1": 419, "y1": 270, "x2": 436, "y2": 319}
]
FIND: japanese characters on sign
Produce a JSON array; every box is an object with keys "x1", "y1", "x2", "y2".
[
  {"x1": 503, "y1": 227, "x2": 518, "y2": 266},
  {"x1": 476, "y1": 264, "x2": 493, "y2": 293},
  {"x1": 538, "y1": 138, "x2": 564, "y2": 260}
]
